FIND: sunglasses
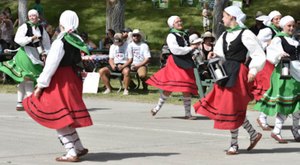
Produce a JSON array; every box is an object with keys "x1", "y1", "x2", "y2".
[{"x1": 132, "y1": 34, "x2": 140, "y2": 37}]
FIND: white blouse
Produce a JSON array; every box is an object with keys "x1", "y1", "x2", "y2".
[
  {"x1": 257, "y1": 27, "x2": 273, "y2": 50},
  {"x1": 166, "y1": 33, "x2": 193, "y2": 55},
  {"x1": 214, "y1": 29, "x2": 266, "y2": 76},
  {"x1": 14, "y1": 23, "x2": 51, "y2": 65},
  {"x1": 267, "y1": 36, "x2": 300, "y2": 81},
  {"x1": 37, "y1": 35, "x2": 65, "y2": 88}
]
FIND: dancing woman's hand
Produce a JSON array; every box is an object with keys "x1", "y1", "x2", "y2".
[{"x1": 34, "y1": 87, "x2": 43, "y2": 99}]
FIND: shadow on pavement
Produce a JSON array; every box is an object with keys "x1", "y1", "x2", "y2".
[
  {"x1": 87, "y1": 108, "x2": 111, "y2": 111},
  {"x1": 82, "y1": 152, "x2": 179, "y2": 162},
  {"x1": 237, "y1": 147, "x2": 300, "y2": 154},
  {"x1": 153, "y1": 116, "x2": 210, "y2": 120}
]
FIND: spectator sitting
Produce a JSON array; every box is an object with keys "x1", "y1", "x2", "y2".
[
  {"x1": 0, "y1": 11, "x2": 14, "y2": 49},
  {"x1": 294, "y1": 20, "x2": 300, "y2": 41},
  {"x1": 200, "y1": 31, "x2": 215, "y2": 60},
  {"x1": 122, "y1": 27, "x2": 132, "y2": 43},
  {"x1": 99, "y1": 33, "x2": 132, "y2": 95},
  {"x1": 127, "y1": 29, "x2": 151, "y2": 91},
  {"x1": 249, "y1": 11, "x2": 267, "y2": 36},
  {"x1": 45, "y1": 24, "x2": 55, "y2": 41},
  {"x1": 103, "y1": 29, "x2": 115, "y2": 49},
  {"x1": 80, "y1": 31, "x2": 97, "y2": 51}
]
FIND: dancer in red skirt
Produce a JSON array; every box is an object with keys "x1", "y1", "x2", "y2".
[
  {"x1": 23, "y1": 10, "x2": 92, "y2": 162},
  {"x1": 147, "y1": 15, "x2": 198, "y2": 120},
  {"x1": 254, "y1": 11, "x2": 282, "y2": 130},
  {"x1": 194, "y1": 6, "x2": 266, "y2": 154}
]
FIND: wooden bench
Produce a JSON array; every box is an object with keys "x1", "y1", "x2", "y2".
[
  {"x1": 193, "y1": 67, "x2": 215, "y2": 98},
  {"x1": 110, "y1": 71, "x2": 140, "y2": 93}
]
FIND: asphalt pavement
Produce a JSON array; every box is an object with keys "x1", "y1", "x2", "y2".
[{"x1": 0, "y1": 93, "x2": 299, "y2": 165}]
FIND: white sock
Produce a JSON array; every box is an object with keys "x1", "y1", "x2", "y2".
[
  {"x1": 242, "y1": 117, "x2": 258, "y2": 141},
  {"x1": 17, "y1": 82, "x2": 25, "y2": 107},
  {"x1": 230, "y1": 129, "x2": 239, "y2": 147},
  {"x1": 273, "y1": 113, "x2": 287, "y2": 135},
  {"x1": 292, "y1": 111, "x2": 300, "y2": 130},
  {"x1": 259, "y1": 112, "x2": 268, "y2": 126},
  {"x1": 154, "y1": 93, "x2": 168, "y2": 111},
  {"x1": 73, "y1": 131, "x2": 85, "y2": 151},
  {"x1": 183, "y1": 96, "x2": 192, "y2": 117},
  {"x1": 24, "y1": 81, "x2": 34, "y2": 97},
  {"x1": 57, "y1": 126, "x2": 77, "y2": 157}
]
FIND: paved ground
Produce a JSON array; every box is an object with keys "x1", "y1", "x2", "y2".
[{"x1": 0, "y1": 93, "x2": 299, "y2": 165}]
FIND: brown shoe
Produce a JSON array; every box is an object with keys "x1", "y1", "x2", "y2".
[
  {"x1": 16, "y1": 107, "x2": 24, "y2": 111},
  {"x1": 247, "y1": 133, "x2": 262, "y2": 151},
  {"x1": 151, "y1": 108, "x2": 158, "y2": 116},
  {"x1": 271, "y1": 132, "x2": 288, "y2": 144},
  {"x1": 55, "y1": 155, "x2": 80, "y2": 162},
  {"x1": 77, "y1": 148, "x2": 88, "y2": 157},
  {"x1": 256, "y1": 118, "x2": 272, "y2": 131},
  {"x1": 184, "y1": 116, "x2": 197, "y2": 120}
]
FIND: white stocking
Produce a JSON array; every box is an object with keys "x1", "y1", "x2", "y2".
[
  {"x1": 17, "y1": 82, "x2": 25, "y2": 107},
  {"x1": 57, "y1": 126, "x2": 77, "y2": 157},
  {"x1": 24, "y1": 81, "x2": 34, "y2": 97},
  {"x1": 273, "y1": 113, "x2": 287, "y2": 135}
]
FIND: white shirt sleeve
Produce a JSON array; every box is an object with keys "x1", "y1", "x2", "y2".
[
  {"x1": 266, "y1": 37, "x2": 284, "y2": 65},
  {"x1": 257, "y1": 28, "x2": 272, "y2": 50},
  {"x1": 142, "y1": 43, "x2": 151, "y2": 58},
  {"x1": 108, "y1": 44, "x2": 115, "y2": 59},
  {"x1": 37, "y1": 39, "x2": 65, "y2": 88},
  {"x1": 242, "y1": 30, "x2": 266, "y2": 75},
  {"x1": 41, "y1": 27, "x2": 51, "y2": 55},
  {"x1": 166, "y1": 33, "x2": 193, "y2": 55},
  {"x1": 213, "y1": 32, "x2": 225, "y2": 58},
  {"x1": 14, "y1": 24, "x2": 33, "y2": 46}
]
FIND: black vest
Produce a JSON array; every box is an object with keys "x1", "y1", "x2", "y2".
[
  {"x1": 280, "y1": 36, "x2": 300, "y2": 61},
  {"x1": 25, "y1": 23, "x2": 44, "y2": 47},
  {"x1": 222, "y1": 29, "x2": 247, "y2": 62},
  {"x1": 269, "y1": 27, "x2": 277, "y2": 38},
  {"x1": 60, "y1": 38, "x2": 82, "y2": 67},
  {"x1": 170, "y1": 32, "x2": 195, "y2": 69},
  {"x1": 218, "y1": 29, "x2": 247, "y2": 87}
]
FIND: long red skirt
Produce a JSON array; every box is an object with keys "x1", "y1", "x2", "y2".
[
  {"x1": 194, "y1": 64, "x2": 253, "y2": 130},
  {"x1": 23, "y1": 66, "x2": 93, "y2": 129},
  {"x1": 146, "y1": 55, "x2": 198, "y2": 95},
  {"x1": 252, "y1": 61, "x2": 274, "y2": 100}
]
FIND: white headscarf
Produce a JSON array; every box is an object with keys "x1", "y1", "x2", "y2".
[
  {"x1": 265, "y1": 10, "x2": 281, "y2": 26},
  {"x1": 167, "y1": 15, "x2": 179, "y2": 28},
  {"x1": 279, "y1": 15, "x2": 294, "y2": 29},
  {"x1": 224, "y1": 5, "x2": 246, "y2": 28},
  {"x1": 28, "y1": 9, "x2": 39, "y2": 17},
  {"x1": 59, "y1": 10, "x2": 79, "y2": 33},
  {"x1": 268, "y1": 10, "x2": 281, "y2": 21}
]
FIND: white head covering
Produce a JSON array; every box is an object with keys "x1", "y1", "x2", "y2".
[
  {"x1": 224, "y1": 6, "x2": 246, "y2": 28},
  {"x1": 265, "y1": 10, "x2": 281, "y2": 26},
  {"x1": 279, "y1": 15, "x2": 294, "y2": 29},
  {"x1": 59, "y1": 10, "x2": 79, "y2": 33},
  {"x1": 167, "y1": 15, "x2": 180, "y2": 28},
  {"x1": 189, "y1": 34, "x2": 203, "y2": 44},
  {"x1": 28, "y1": 9, "x2": 39, "y2": 17},
  {"x1": 268, "y1": 10, "x2": 281, "y2": 21}
]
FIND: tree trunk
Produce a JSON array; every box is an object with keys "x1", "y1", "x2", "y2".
[
  {"x1": 106, "y1": 0, "x2": 126, "y2": 33},
  {"x1": 212, "y1": 0, "x2": 229, "y2": 39},
  {"x1": 18, "y1": 0, "x2": 27, "y2": 27}
]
